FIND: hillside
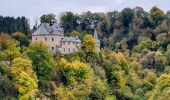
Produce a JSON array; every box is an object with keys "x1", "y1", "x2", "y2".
[{"x1": 0, "y1": 6, "x2": 170, "y2": 100}]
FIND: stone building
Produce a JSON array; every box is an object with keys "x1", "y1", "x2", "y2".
[{"x1": 32, "y1": 23, "x2": 100, "y2": 54}]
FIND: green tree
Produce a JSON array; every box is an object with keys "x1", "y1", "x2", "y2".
[
  {"x1": 150, "y1": 6, "x2": 165, "y2": 24},
  {"x1": 70, "y1": 31, "x2": 80, "y2": 37},
  {"x1": 60, "y1": 12, "x2": 78, "y2": 32},
  {"x1": 121, "y1": 8, "x2": 134, "y2": 27},
  {"x1": 25, "y1": 42, "x2": 55, "y2": 90},
  {"x1": 40, "y1": 13, "x2": 56, "y2": 25}
]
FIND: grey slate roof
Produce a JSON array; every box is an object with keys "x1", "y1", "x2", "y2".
[
  {"x1": 94, "y1": 30, "x2": 100, "y2": 43},
  {"x1": 61, "y1": 36, "x2": 81, "y2": 43},
  {"x1": 32, "y1": 23, "x2": 64, "y2": 35}
]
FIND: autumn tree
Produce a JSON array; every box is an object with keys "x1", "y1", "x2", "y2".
[
  {"x1": 1, "y1": 39, "x2": 21, "y2": 67},
  {"x1": 11, "y1": 57, "x2": 38, "y2": 100},
  {"x1": 0, "y1": 33, "x2": 11, "y2": 50},
  {"x1": 141, "y1": 51, "x2": 168, "y2": 72},
  {"x1": 82, "y1": 34, "x2": 96, "y2": 53},
  {"x1": 70, "y1": 31, "x2": 80, "y2": 37},
  {"x1": 12, "y1": 32, "x2": 29, "y2": 46},
  {"x1": 82, "y1": 34, "x2": 97, "y2": 62},
  {"x1": 149, "y1": 73, "x2": 170, "y2": 100},
  {"x1": 55, "y1": 58, "x2": 93, "y2": 99}
]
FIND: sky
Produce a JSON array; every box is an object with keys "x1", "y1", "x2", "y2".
[{"x1": 0, "y1": 0, "x2": 170, "y2": 27}]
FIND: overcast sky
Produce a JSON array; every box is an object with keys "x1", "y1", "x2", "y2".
[{"x1": 0, "y1": 0, "x2": 169, "y2": 27}]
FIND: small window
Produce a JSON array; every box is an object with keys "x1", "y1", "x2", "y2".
[
  {"x1": 52, "y1": 38, "x2": 54, "y2": 41},
  {"x1": 63, "y1": 48, "x2": 65, "y2": 52},
  {"x1": 68, "y1": 48, "x2": 70, "y2": 52},
  {"x1": 63, "y1": 42, "x2": 65, "y2": 45},
  {"x1": 52, "y1": 47, "x2": 54, "y2": 50},
  {"x1": 36, "y1": 37, "x2": 37, "y2": 41},
  {"x1": 45, "y1": 37, "x2": 47, "y2": 41},
  {"x1": 73, "y1": 48, "x2": 75, "y2": 52},
  {"x1": 68, "y1": 42, "x2": 70, "y2": 45}
]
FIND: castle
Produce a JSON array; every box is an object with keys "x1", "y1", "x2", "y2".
[{"x1": 32, "y1": 23, "x2": 100, "y2": 54}]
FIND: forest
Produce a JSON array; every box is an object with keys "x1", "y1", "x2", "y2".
[{"x1": 0, "y1": 6, "x2": 170, "y2": 100}]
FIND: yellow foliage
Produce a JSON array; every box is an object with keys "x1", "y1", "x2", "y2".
[
  {"x1": 115, "y1": 52, "x2": 128, "y2": 64},
  {"x1": 11, "y1": 57, "x2": 34, "y2": 77},
  {"x1": 157, "y1": 87, "x2": 170, "y2": 100},
  {"x1": 156, "y1": 73, "x2": 170, "y2": 92},
  {"x1": 82, "y1": 34, "x2": 97, "y2": 53},
  {"x1": 115, "y1": 52, "x2": 129, "y2": 73},
  {"x1": 144, "y1": 71, "x2": 157, "y2": 84},
  {"x1": 115, "y1": 71, "x2": 126, "y2": 88},
  {"x1": 11, "y1": 57, "x2": 38, "y2": 100},
  {"x1": 130, "y1": 61, "x2": 141, "y2": 71},
  {"x1": 55, "y1": 85, "x2": 75, "y2": 100},
  {"x1": 12, "y1": 32, "x2": 26, "y2": 39},
  {"x1": 3, "y1": 40, "x2": 21, "y2": 61},
  {"x1": 71, "y1": 31, "x2": 80, "y2": 37}
]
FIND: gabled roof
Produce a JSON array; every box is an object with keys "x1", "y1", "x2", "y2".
[
  {"x1": 32, "y1": 23, "x2": 49, "y2": 35},
  {"x1": 94, "y1": 30, "x2": 100, "y2": 43},
  {"x1": 32, "y1": 23, "x2": 64, "y2": 36}
]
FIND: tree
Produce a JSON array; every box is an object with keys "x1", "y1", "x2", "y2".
[
  {"x1": 141, "y1": 51, "x2": 168, "y2": 72},
  {"x1": 55, "y1": 58, "x2": 93, "y2": 99},
  {"x1": 121, "y1": 8, "x2": 134, "y2": 27},
  {"x1": 82, "y1": 34, "x2": 97, "y2": 62},
  {"x1": 60, "y1": 12, "x2": 78, "y2": 33},
  {"x1": 149, "y1": 73, "x2": 170, "y2": 100},
  {"x1": 12, "y1": 32, "x2": 29, "y2": 46},
  {"x1": 150, "y1": 6, "x2": 165, "y2": 24},
  {"x1": 0, "y1": 33, "x2": 11, "y2": 50},
  {"x1": 11, "y1": 57, "x2": 38, "y2": 100},
  {"x1": 40, "y1": 14, "x2": 56, "y2": 25},
  {"x1": 0, "y1": 16, "x2": 30, "y2": 35},
  {"x1": 70, "y1": 31, "x2": 80, "y2": 37},
  {"x1": 1, "y1": 40, "x2": 21, "y2": 66},
  {"x1": 82, "y1": 34, "x2": 96, "y2": 53},
  {"x1": 25, "y1": 42, "x2": 55, "y2": 90}
]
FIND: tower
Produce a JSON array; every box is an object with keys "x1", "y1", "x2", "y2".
[{"x1": 93, "y1": 30, "x2": 100, "y2": 51}]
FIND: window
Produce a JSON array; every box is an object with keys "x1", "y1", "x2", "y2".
[
  {"x1": 52, "y1": 38, "x2": 54, "y2": 41},
  {"x1": 73, "y1": 48, "x2": 75, "y2": 52},
  {"x1": 68, "y1": 48, "x2": 70, "y2": 52},
  {"x1": 68, "y1": 42, "x2": 70, "y2": 45},
  {"x1": 73, "y1": 42, "x2": 75, "y2": 45},
  {"x1": 63, "y1": 42, "x2": 65, "y2": 45},
  {"x1": 36, "y1": 37, "x2": 37, "y2": 41},
  {"x1": 52, "y1": 47, "x2": 54, "y2": 50},
  {"x1": 63, "y1": 48, "x2": 65, "y2": 52},
  {"x1": 45, "y1": 37, "x2": 47, "y2": 41}
]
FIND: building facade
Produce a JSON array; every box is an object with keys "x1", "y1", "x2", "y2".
[{"x1": 32, "y1": 23, "x2": 100, "y2": 54}]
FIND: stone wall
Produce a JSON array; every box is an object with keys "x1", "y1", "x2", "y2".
[
  {"x1": 32, "y1": 35, "x2": 81, "y2": 54},
  {"x1": 59, "y1": 41, "x2": 81, "y2": 54},
  {"x1": 32, "y1": 35, "x2": 62, "y2": 54}
]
